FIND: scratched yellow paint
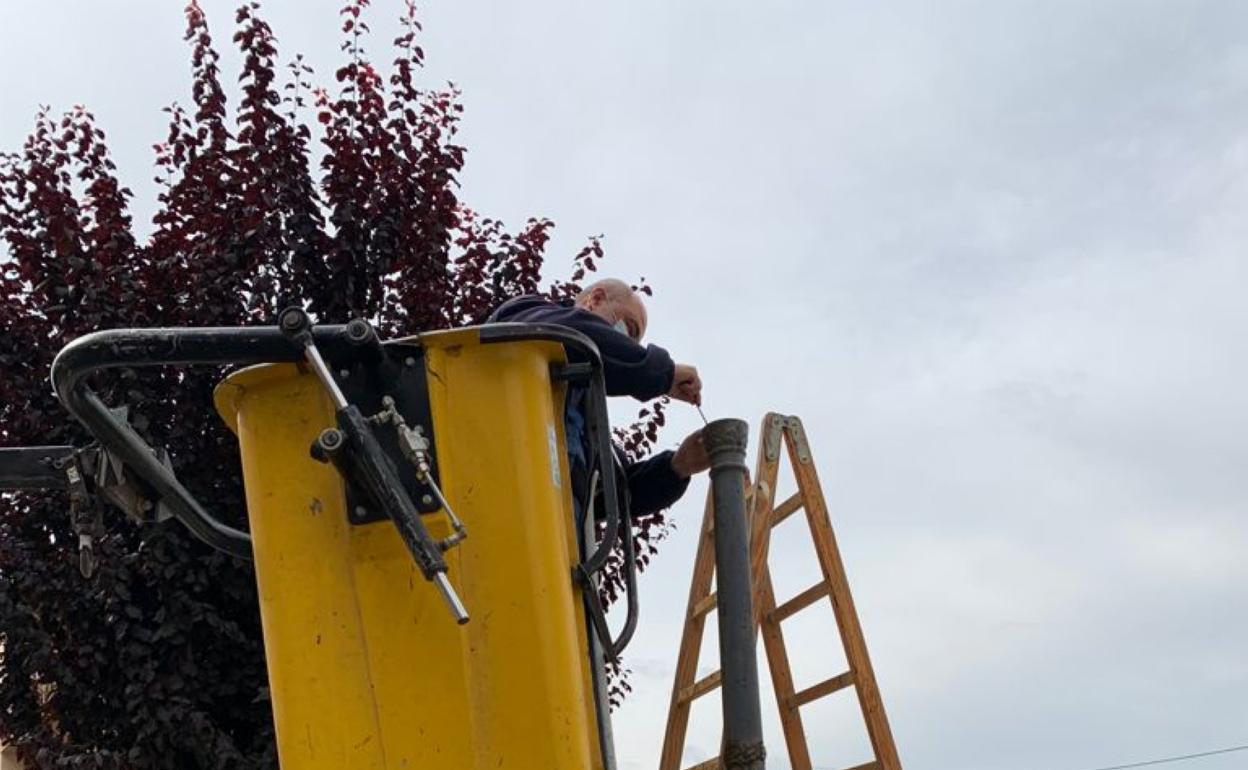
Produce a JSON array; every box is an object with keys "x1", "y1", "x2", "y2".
[{"x1": 214, "y1": 328, "x2": 605, "y2": 770}]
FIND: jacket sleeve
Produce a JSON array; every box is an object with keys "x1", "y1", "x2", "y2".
[
  {"x1": 625, "y1": 449, "x2": 691, "y2": 519},
  {"x1": 489, "y1": 297, "x2": 675, "y2": 401}
]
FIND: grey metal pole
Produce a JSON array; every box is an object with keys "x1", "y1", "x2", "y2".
[{"x1": 704, "y1": 418, "x2": 766, "y2": 770}]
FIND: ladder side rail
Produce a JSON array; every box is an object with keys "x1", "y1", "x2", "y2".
[
  {"x1": 750, "y1": 415, "x2": 815, "y2": 769},
  {"x1": 659, "y1": 496, "x2": 720, "y2": 770},
  {"x1": 785, "y1": 422, "x2": 902, "y2": 770}
]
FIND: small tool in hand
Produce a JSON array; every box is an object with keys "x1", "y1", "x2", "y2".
[{"x1": 696, "y1": 404, "x2": 709, "y2": 426}]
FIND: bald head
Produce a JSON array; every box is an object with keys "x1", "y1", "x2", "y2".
[{"x1": 575, "y1": 278, "x2": 648, "y2": 341}]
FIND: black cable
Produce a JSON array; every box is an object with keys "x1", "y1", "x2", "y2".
[
  {"x1": 813, "y1": 742, "x2": 1248, "y2": 770},
  {"x1": 1065, "y1": 742, "x2": 1248, "y2": 770}
]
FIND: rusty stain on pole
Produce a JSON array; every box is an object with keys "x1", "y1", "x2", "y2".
[{"x1": 704, "y1": 418, "x2": 766, "y2": 770}]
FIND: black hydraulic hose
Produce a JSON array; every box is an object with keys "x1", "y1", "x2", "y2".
[
  {"x1": 478, "y1": 322, "x2": 640, "y2": 655},
  {"x1": 609, "y1": 527, "x2": 640, "y2": 656},
  {"x1": 578, "y1": 369, "x2": 623, "y2": 575},
  {"x1": 576, "y1": 342, "x2": 639, "y2": 656},
  {"x1": 565, "y1": 375, "x2": 640, "y2": 658}
]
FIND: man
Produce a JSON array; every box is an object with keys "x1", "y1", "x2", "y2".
[{"x1": 487, "y1": 278, "x2": 710, "y2": 519}]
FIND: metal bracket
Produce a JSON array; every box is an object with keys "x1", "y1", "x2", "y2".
[
  {"x1": 88, "y1": 409, "x2": 176, "y2": 524},
  {"x1": 332, "y1": 342, "x2": 443, "y2": 525},
  {"x1": 762, "y1": 414, "x2": 812, "y2": 464},
  {"x1": 0, "y1": 416, "x2": 174, "y2": 579},
  {"x1": 763, "y1": 413, "x2": 785, "y2": 462},
  {"x1": 787, "y1": 416, "x2": 812, "y2": 464}
]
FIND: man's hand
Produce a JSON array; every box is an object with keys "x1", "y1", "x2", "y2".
[
  {"x1": 669, "y1": 363, "x2": 702, "y2": 405},
  {"x1": 671, "y1": 428, "x2": 711, "y2": 479}
]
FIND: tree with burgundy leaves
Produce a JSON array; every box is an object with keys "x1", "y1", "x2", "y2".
[{"x1": 0, "y1": 3, "x2": 668, "y2": 767}]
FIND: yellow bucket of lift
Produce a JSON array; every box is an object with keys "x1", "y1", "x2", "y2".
[{"x1": 214, "y1": 326, "x2": 609, "y2": 770}]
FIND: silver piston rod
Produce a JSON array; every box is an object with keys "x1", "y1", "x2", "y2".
[{"x1": 281, "y1": 307, "x2": 469, "y2": 625}]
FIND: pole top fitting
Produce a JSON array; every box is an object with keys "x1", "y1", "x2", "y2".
[{"x1": 704, "y1": 417, "x2": 749, "y2": 467}]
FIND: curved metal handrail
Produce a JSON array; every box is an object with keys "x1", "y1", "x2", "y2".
[{"x1": 50, "y1": 324, "x2": 361, "y2": 558}]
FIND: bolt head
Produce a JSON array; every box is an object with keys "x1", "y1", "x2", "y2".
[
  {"x1": 318, "y1": 428, "x2": 343, "y2": 450},
  {"x1": 279, "y1": 307, "x2": 307, "y2": 331},
  {"x1": 345, "y1": 318, "x2": 371, "y2": 342}
]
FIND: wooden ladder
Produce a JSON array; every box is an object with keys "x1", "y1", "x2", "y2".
[{"x1": 658, "y1": 413, "x2": 902, "y2": 770}]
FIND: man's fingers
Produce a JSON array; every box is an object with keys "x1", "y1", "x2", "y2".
[
  {"x1": 672, "y1": 427, "x2": 713, "y2": 478},
  {"x1": 669, "y1": 363, "x2": 704, "y2": 405},
  {"x1": 680, "y1": 373, "x2": 702, "y2": 402}
]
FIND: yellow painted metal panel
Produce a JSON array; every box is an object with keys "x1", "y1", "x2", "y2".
[{"x1": 214, "y1": 328, "x2": 604, "y2": 770}]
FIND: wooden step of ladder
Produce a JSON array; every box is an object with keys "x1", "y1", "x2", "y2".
[{"x1": 659, "y1": 413, "x2": 903, "y2": 770}]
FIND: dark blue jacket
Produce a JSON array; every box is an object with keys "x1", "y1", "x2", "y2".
[{"x1": 487, "y1": 294, "x2": 689, "y2": 517}]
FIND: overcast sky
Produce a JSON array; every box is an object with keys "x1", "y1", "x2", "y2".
[{"x1": 3, "y1": 2, "x2": 1247, "y2": 770}]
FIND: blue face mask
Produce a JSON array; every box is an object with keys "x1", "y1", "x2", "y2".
[{"x1": 613, "y1": 319, "x2": 629, "y2": 337}]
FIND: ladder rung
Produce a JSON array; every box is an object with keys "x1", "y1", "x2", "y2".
[
  {"x1": 791, "y1": 670, "x2": 854, "y2": 707},
  {"x1": 692, "y1": 592, "x2": 717, "y2": 619},
  {"x1": 771, "y1": 582, "x2": 830, "y2": 622},
  {"x1": 678, "y1": 670, "x2": 723, "y2": 704},
  {"x1": 683, "y1": 759, "x2": 722, "y2": 770},
  {"x1": 770, "y1": 492, "x2": 804, "y2": 526}
]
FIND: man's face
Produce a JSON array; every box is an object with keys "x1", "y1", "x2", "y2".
[{"x1": 582, "y1": 287, "x2": 648, "y2": 342}]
